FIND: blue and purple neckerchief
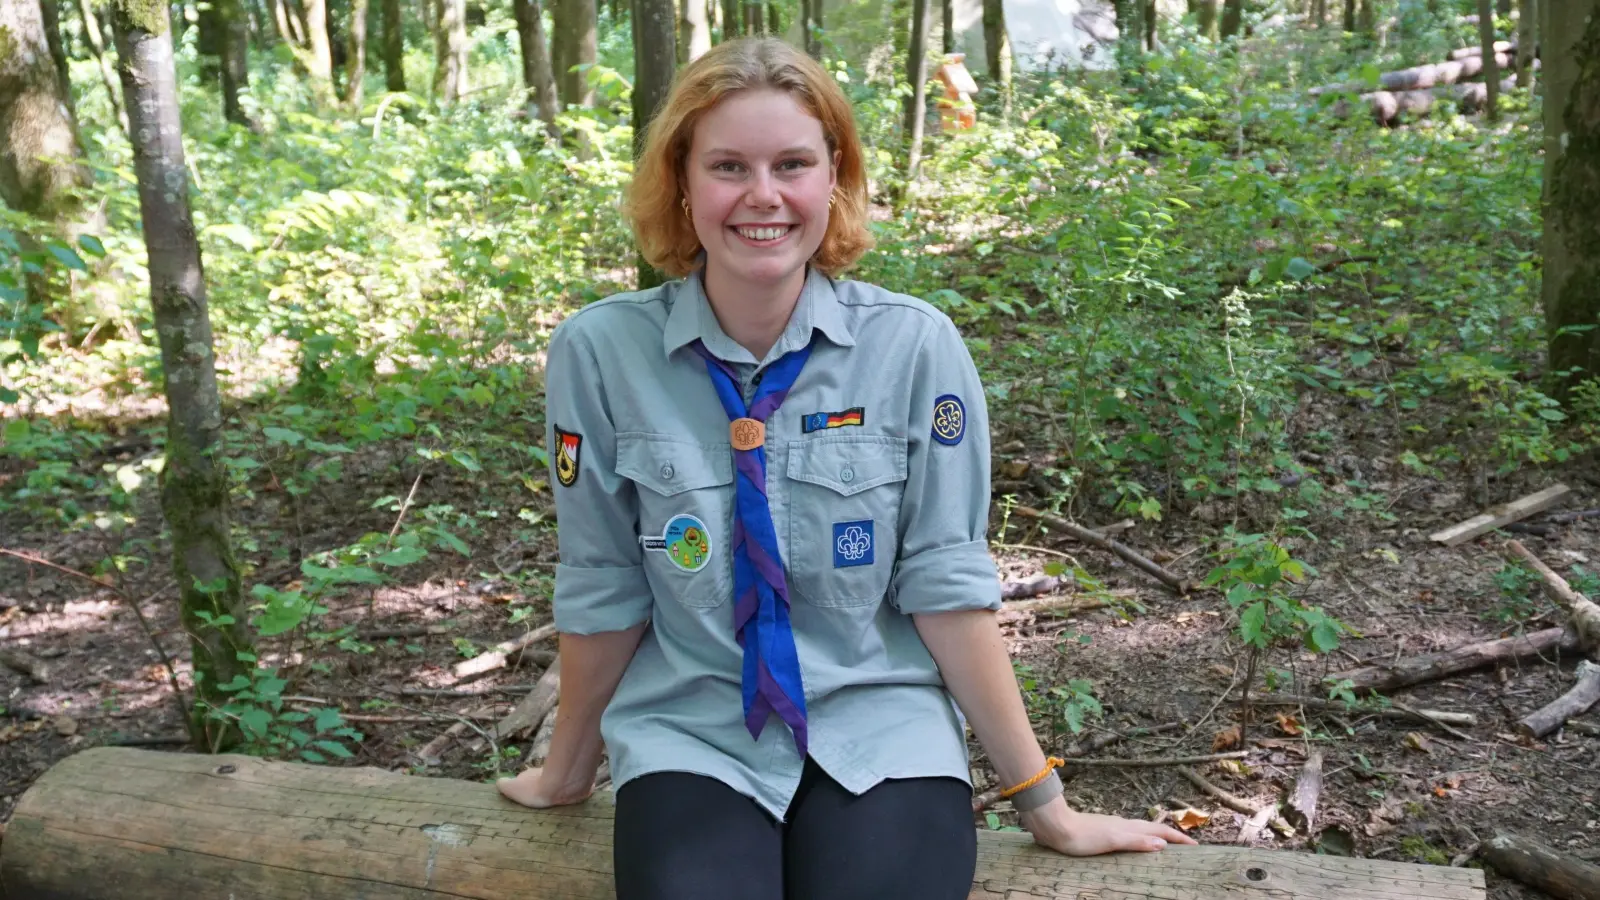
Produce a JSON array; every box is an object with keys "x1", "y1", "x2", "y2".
[{"x1": 690, "y1": 338, "x2": 813, "y2": 755}]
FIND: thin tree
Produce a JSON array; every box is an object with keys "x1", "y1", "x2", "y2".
[
  {"x1": 107, "y1": 0, "x2": 250, "y2": 751},
  {"x1": 514, "y1": 0, "x2": 560, "y2": 128},
  {"x1": 0, "y1": 0, "x2": 92, "y2": 305},
  {"x1": 345, "y1": 0, "x2": 370, "y2": 107},
  {"x1": 1476, "y1": 0, "x2": 1498, "y2": 120},
  {"x1": 941, "y1": 0, "x2": 952, "y2": 53},
  {"x1": 1515, "y1": 0, "x2": 1536, "y2": 89},
  {"x1": 1142, "y1": 0, "x2": 1156, "y2": 51},
  {"x1": 433, "y1": 0, "x2": 468, "y2": 104},
  {"x1": 40, "y1": 0, "x2": 72, "y2": 104},
  {"x1": 1197, "y1": 0, "x2": 1219, "y2": 39},
  {"x1": 804, "y1": 0, "x2": 822, "y2": 57},
  {"x1": 743, "y1": 0, "x2": 762, "y2": 34},
  {"x1": 273, "y1": 0, "x2": 335, "y2": 104},
  {"x1": 1221, "y1": 0, "x2": 1242, "y2": 39},
  {"x1": 904, "y1": 0, "x2": 929, "y2": 182},
  {"x1": 199, "y1": 0, "x2": 225, "y2": 83},
  {"x1": 383, "y1": 0, "x2": 406, "y2": 91},
  {"x1": 220, "y1": 0, "x2": 250, "y2": 124},
  {"x1": 1342, "y1": 0, "x2": 1354, "y2": 32},
  {"x1": 76, "y1": 0, "x2": 128, "y2": 132},
  {"x1": 1542, "y1": 0, "x2": 1600, "y2": 396},
  {"x1": 552, "y1": 0, "x2": 597, "y2": 107},
  {"x1": 681, "y1": 0, "x2": 710, "y2": 60},
  {"x1": 981, "y1": 0, "x2": 1006, "y2": 82},
  {"x1": 721, "y1": 0, "x2": 739, "y2": 38},
  {"x1": 633, "y1": 0, "x2": 675, "y2": 289}
]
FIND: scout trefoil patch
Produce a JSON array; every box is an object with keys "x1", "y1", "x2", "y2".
[
  {"x1": 642, "y1": 513, "x2": 713, "y2": 572},
  {"x1": 554, "y1": 426, "x2": 582, "y2": 487},
  {"x1": 833, "y1": 520, "x2": 874, "y2": 568},
  {"x1": 801, "y1": 407, "x2": 865, "y2": 434},
  {"x1": 931, "y1": 394, "x2": 966, "y2": 446}
]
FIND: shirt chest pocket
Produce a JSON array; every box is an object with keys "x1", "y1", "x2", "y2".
[
  {"x1": 785, "y1": 436, "x2": 909, "y2": 608},
  {"x1": 616, "y1": 434, "x2": 734, "y2": 609}
]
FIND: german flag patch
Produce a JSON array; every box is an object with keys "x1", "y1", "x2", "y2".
[{"x1": 801, "y1": 407, "x2": 865, "y2": 434}]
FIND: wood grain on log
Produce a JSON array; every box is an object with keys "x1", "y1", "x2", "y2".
[
  {"x1": 1330, "y1": 626, "x2": 1578, "y2": 694},
  {"x1": 1518, "y1": 660, "x2": 1600, "y2": 739},
  {"x1": 1481, "y1": 832, "x2": 1600, "y2": 900},
  {"x1": 0, "y1": 748, "x2": 1488, "y2": 900}
]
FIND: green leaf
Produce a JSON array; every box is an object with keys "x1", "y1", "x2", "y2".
[
  {"x1": 300, "y1": 561, "x2": 383, "y2": 584},
  {"x1": 1240, "y1": 602, "x2": 1268, "y2": 648},
  {"x1": 45, "y1": 243, "x2": 88, "y2": 272},
  {"x1": 3, "y1": 418, "x2": 30, "y2": 443},
  {"x1": 450, "y1": 449, "x2": 482, "y2": 472},
  {"x1": 1285, "y1": 257, "x2": 1318, "y2": 280},
  {"x1": 373, "y1": 545, "x2": 428, "y2": 567},
  {"x1": 0, "y1": 387, "x2": 17, "y2": 404},
  {"x1": 1349, "y1": 351, "x2": 1375, "y2": 369},
  {"x1": 1308, "y1": 620, "x2": 1342, "y2": 653},
  {"x1": 313, "y1": 739, "x2": 355, "y2": 758},
  {"x1": 264, "y1": 427, "x2": 305, "y2": 446},
  {"x1": 238, "y1": 707, "x2": 273, "y2": 741},
  {"x1": 77, "y1": 234, "x2": 107, "y2": 257}
]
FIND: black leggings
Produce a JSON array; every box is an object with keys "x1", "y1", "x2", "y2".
[{"x1": 613, "y1": 757, "x2": 977, "y2": 900}]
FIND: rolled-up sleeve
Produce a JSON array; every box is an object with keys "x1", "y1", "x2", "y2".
[
  {"x1": 889, "y1": 312, "x2": 1002, "y2": 615},
  {"x1": 545, "y1": 318, "x2": 654, "y2": 634}
]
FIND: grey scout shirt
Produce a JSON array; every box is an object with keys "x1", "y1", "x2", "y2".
[{"x1": 544, "y1": 266, "x2": 1002, "y2": 820}]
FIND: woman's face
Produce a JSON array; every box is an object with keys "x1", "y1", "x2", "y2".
[{"x1": 684, "y1": 88, "x2": 839, "y2": 293}]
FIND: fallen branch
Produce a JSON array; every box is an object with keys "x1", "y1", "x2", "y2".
[
  {"x1": 972, "y1": 722, "x2": 1183, "y2": 811},
  {"x1": 1283, "y1": 750, "x2": 1324, "y2": 832},
  {"x1": 1250, "y1": 695, "x2": 1478, "y2": 727},
  {"x1": 1238, "y1": 803, "x2": 1279, "y2": 844},
  {"x1": 1481, "y1": 831, "x2": 1600, "y2": 900},
  {"x1": 1330, "y1": 626, "x2": 1579, "y2": 694},
  {"x1": 1506, "y1": 540, "x2": 1600, "y2": 649},
  {"x1": 412, "y1": 705, "x2": 495, "y2": 766},
  {"x1": 1177, "y1": 766, "x2": 1294, "y2": 837},
  {"x1": 1428, "y1": 484, "x2": 1572, "y2": 547},
  {"x1": 1069, "y1": 750, "x2": 1251, "y2": 767},
  {"x1": 1003, "y1": 595, "x2": 1112, "y2": 616},
  {"x1": 1390, "y1": 700, "x2": 1476, "y2": 741},
  {"x1": 1518, "y1": 660, "x2": 1600, "y2": 739},
  {"x1": 451, "y1": 622, "x2": 557, "y2": 681},
  {"x1": 1012, "y1": 507, "x2": 1189, "y2": 593},
  {"x1": 0, "y1": 648, "x2": 52, "y2": 685},
  {"x1": 356, "y1": 625, "x2": 454, "y2": 640},
  {"x1": 528, "y1": 703, "x2": 558, "y2": 765},
  {"x1": 466, "y1": 655, "x2": 561, "y2": 754}
]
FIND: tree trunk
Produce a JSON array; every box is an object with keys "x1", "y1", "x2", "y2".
[
  {"x1": 742, "y1": 0, "x2": 761, "y2": 33},
  {"x1": 219, "y1": 0, "x2": 250, "y2": 124},
  {"x1": 344, "y1": 0, "x2": 369, "y2": 107},
  {"x1": 1544, "y1": 0, "x2": 1600, "y2": 397},
  {"x1": 940, "y1": 0, "x2": 951, "y2": 53},
  {"x1": 273, "y1": 0, "x2": 334, "y2": 103},
  {"x1": 1143, "y1": 0, "x2": 1156, "y2": 50},
  {"x1": 681, "y1": 0, "x2": 709, "y2": 60},
  {"x1": 719, "y1": 0, "x2": 737, "y2": 37},
  {"x1": 553, "y1": 0, "x2": 597, "y2": 107},
  {"x1": 981, "y1": 0, "x2": 1005, "y2": 82},
  {"x1": 40, "y1": 0, "x2": 72, "y2": 108},
  {"x1": 107, "y1": 0, "x2": 249, "y2": 752},
  {"x1": 766, "y1": 0, "x2": 777, "y2": 33},
  {"x1": 1477, "y1": 0, "x2": 1499, "y2": 119},
  {"x1": 1357, "y1": 0, "x2": 1375, "y2": 39},
  {"x1": 382, "y1": 0, "x2": 406, "y2": 91},
  {"x1": 1197, "y1": 0, "x2": 1218, "y2": 38},
  {"x1": 0, "y1": 0, "x2": 90, "y2": 228},
  {"x1": 1221, "y1": 0, "x2": 1241, "y2": 38},
  {"x1": 1495, "y1": 0, "x2": 1510, "y2": 14},
  {"x1": 905, "y1": 0, "x2": 929, "y2": 183},
  {"x1": 198, "y1": 0, "x2": 225, "y2": 82},
  {"x1": 77, "y1": 0, "x2": 129, "y2": 132},
  {"x1": 1313, "y1": 0, "x2": 1325, "y2": 26},
  {"x1": 1342, "y1": 0, "x2": 1354, "y2": 31},
  {"x1": 432, "y1": 0, "x2": 467, "y2": 105},
  {"x1": 1516, "y1": 0, "x2": 1536, "y2": 88},
  {"x1": 632, "y1": 0, "x2": 675, "y2": 290},
  {"x1": 514, "y1": 0, "x2": 559, "y2": 128}
]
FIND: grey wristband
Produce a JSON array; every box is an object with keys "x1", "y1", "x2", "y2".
[{"x1": 1007, "y1": 769, "x2": 1063, "y2": 812}]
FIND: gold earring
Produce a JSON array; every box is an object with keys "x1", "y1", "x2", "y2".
[
  {"x1": 681, "y1": 197, "x2": 691, "y2": 218},
  {"x1": 827, "y1": 194, "x2": 836, "y2": 210}
]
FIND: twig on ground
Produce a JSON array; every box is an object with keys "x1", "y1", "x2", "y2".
[
  {"x1": 1177, "y1": 766, "x2": 1295, "y2": 837},
  {"x1": 1390, "y1": 699, "x2": 1477, "y2": 741},
  {"x1": 452, "y1": 623, "x2": 558, "y2": 681},
  {"x1": 1069, "y1": 751, "x2": 1252, "y2": 767},
  {"x1": 1012, "y1": 507, "x2": 1190, "y2": 593}
]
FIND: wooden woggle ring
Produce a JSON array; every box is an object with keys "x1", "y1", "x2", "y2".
[{"x1": 730, "y1": 418, "x2": 765, "y2": 451}]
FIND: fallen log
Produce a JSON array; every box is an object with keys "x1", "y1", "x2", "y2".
[
  {"x1": 0, "y1": 747, "x2": 1488, "y2": 900},
  {"x1": 1481, "y1": 832, "x2": 1600, "y2": 900},
  {"x1": 1314, "y1": 49, "x2": 1518, "y2": 95},
  {"x1": 1013, "y1": 506, "x2": 1190, "y2": 593},
  {"x1": 1518, "y1": 659, "x2": 1600, "y2": 739},
  {"x1": 1284, "y1": 751, "x2": 1324, "y2": 833},
  {"x1": 0, "y1": 648, "x2": 51, "y2": 684},
  {"x1": 1448, "y1": 40, "x2": 1514, "y2": 60},
  {"x1": 1001, "y1": 573, "x2": 1076, "y2": 600},
  {"x1": 1505, "y1": 540, "x2": 1600, "y2": 648},
  {"x1": 1329, "y1": 626, "x2": 1580, "y2": 694},
  {"x1": 1429, "y1": 484, "x2": 1571, "y2": 547}
]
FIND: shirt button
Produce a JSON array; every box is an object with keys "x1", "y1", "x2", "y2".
[
  {"x1": 840, "y1": 466, "x2": 855, "y2": 483},
  {"x1": 661, "y1": 463, "x2": 676, "y2": 480}
]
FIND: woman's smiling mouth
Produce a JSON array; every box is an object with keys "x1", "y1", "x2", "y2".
[{"x1": 732, "y1": 224, "x2": 794, "y2": 244}]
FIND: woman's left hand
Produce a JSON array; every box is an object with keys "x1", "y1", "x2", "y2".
[{"x1": 1020, "y1": 798, "x2": 1198, "y2": 856}]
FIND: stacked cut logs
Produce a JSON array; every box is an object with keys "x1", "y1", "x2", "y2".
[{"x1": 1320, "y1": 45, "x2": 1538, "y2": 125}]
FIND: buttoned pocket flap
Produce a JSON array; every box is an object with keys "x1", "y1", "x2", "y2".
[
  {"x1": 786, "y1": 436, "x2": 908, "y2": 497},
  {"x1": 616, "y1": 434, "x2": 732, "y2": 497}
]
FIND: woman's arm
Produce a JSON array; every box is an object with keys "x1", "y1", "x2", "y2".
[
  {"x1": 497, "y1": 626, "x2": 646, "y2": 807},
  {"x1": 912, "y1": 608, "x2": 1194, "y2": 855}
]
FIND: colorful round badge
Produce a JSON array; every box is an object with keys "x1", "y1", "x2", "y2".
[
  {"x1": 661, "y1": 514, "x2": 712, "y2": 573},
  {"x1": 932, "y1": 394, "x2": 966, "y2": 446}
]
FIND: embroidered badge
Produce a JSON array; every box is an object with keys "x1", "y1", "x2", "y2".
[
  {"x1": 554, "y1": 426, "x2": 582, "y2": 486},
  {"x1": 641, "y1": 513, "x2": 713, "y2": 573},
  {"x1": 931, "y1": 395, "x2": 966, "y2": 446},
  {"x1": 832, "y1": 520, "x2": 874, "y2": 568},
  {"x1": 801, "y1": 407, "x2": 865, "y2": 434}
]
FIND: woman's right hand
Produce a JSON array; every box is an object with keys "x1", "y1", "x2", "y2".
[{"x1": 496, "y1": 766, "x2": 595, "y2": 809}]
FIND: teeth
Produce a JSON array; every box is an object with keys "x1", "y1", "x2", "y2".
[{"x1": 737, "y1": 226, "x2": 788, "y2": 241}]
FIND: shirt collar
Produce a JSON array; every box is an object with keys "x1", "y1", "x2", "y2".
[{"x1": 662, "y1": 267, "x2": 856, "y2": 365}]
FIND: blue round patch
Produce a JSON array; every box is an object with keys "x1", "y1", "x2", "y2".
[{"x1": 932, "y1": 394, "x2": 966, "y2": 446}]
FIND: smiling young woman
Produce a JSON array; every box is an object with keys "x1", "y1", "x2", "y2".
[{"x1": 496, "y1": 36, "x2": 1193, "y2": 900}]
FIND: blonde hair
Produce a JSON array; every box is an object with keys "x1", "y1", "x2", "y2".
[{"x1": 625, "y1": 38, "x2": 873, "y2": 279}]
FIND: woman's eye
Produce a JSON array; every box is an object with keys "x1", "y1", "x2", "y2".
[
  {"x1": 714, "y1": 161, "x2": 743, "y2": 173},
  {"x1": 780, "y1": 159, "x2": 809, "y2": 171}
]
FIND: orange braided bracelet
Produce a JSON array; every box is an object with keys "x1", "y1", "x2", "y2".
[{"x1": 1000, "y1": 757, "x2": 1065, "y2": 798}]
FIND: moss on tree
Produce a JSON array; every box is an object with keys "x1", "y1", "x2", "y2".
[{"x1": 110, "y1": 0, "x2": 167, "y2": 36}]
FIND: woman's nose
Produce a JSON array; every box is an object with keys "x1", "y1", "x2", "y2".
[{"x1": 745, "y1": 171, "x2": 780, "y2": 208}]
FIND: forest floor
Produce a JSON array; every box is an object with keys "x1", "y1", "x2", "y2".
[{"x1": 2, "y1": 362, "x2": 1596, "y2": 898}]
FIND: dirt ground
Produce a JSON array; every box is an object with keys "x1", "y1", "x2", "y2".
[{"x1": 1, "y1": 411, "x2": 1597, "y2": 898}]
